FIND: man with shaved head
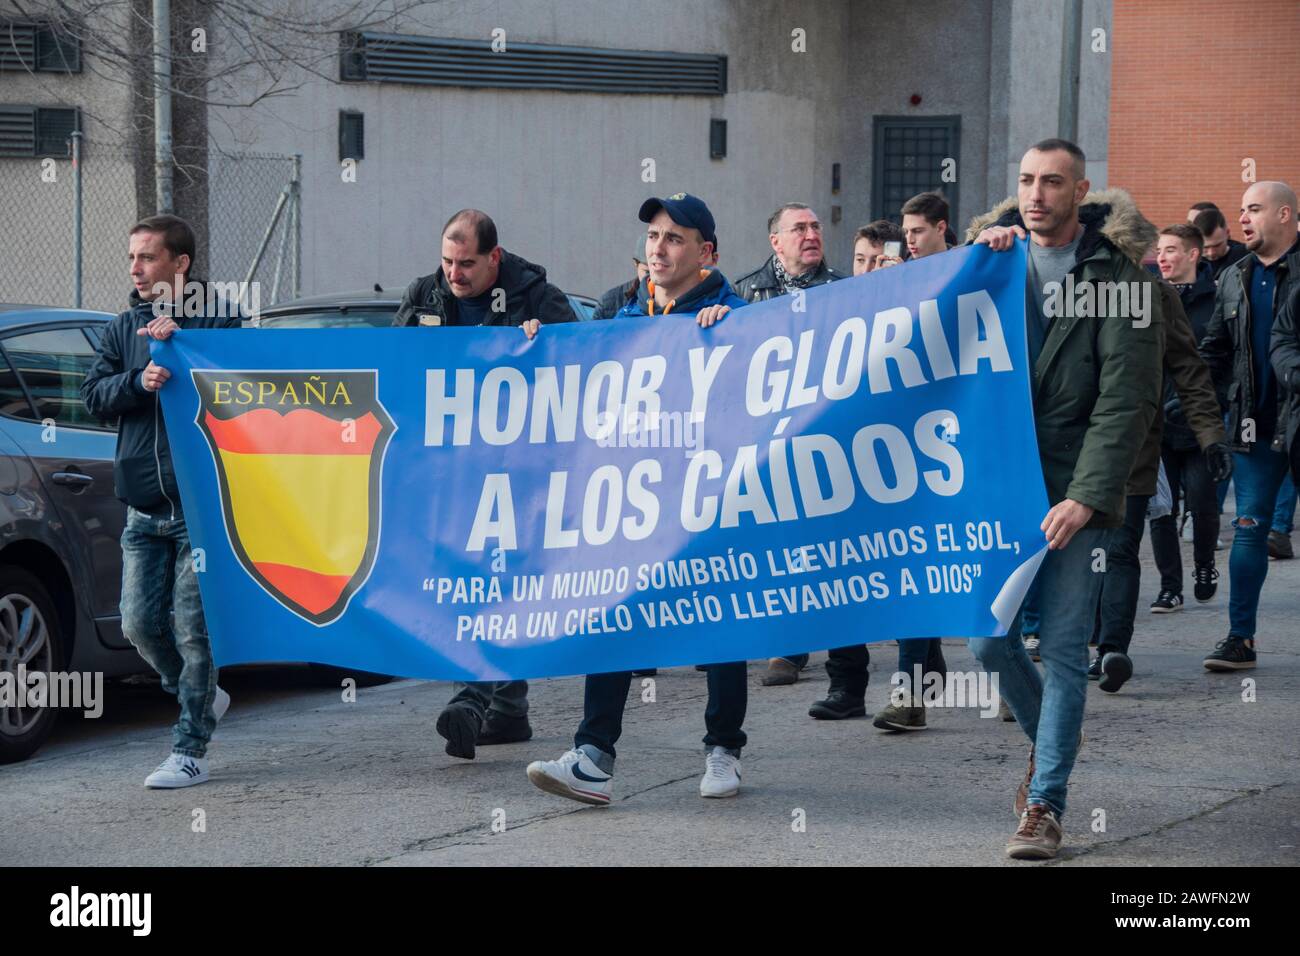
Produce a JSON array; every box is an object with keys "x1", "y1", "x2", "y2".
[{"x1": 1199, "y1": 180, "x2": 1300, "y2": 672}]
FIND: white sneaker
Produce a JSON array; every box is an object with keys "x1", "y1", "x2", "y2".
[
  {"x1": 700, "y1": 746, "x2": 741, "y2": 798},
  {"x1": 145, "y1": 752, "x2": 209, "y2": 789},
  {"x1": 1023, "y1": 636, "x2": 1041, "y2": 662},
  {"x1": 526, "y1": 748, "x2": 612, "y2": 805},
  {"x1": 213, "y1": 685, "x2": 230, "y2": 722}
]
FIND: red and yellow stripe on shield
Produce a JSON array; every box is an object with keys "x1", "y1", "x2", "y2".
[{"x1": 203, "y1": 407, "x2": 387, "y2": 621}]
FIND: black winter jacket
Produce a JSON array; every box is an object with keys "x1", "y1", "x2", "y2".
[
  {"x1": 1180, "y1": 260, "x2": 1218, "y2": 343},
  {"x1": 80, "y1": 288, "x2": 241, "y2": 515},
  {"x1": 1162, "y1": 262, "x2": 1221, "y2": 451},
  {"x1": 1209, "y1": 239, "x2": 1249, "y2": 282},
  {"x1": 1270, "y1": 279, "x2": 1300, "y2": 479},
  {"x1": 392, "y1": 250, "x2": 576, "y2": 328},
  {"x1": 1199, "y1": 240, "x2": 1300, "y2": 453},
  {"x1": 732, "y1": 256, "x2": 842, "y2": 303}
]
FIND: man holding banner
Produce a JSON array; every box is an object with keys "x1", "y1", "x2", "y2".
[
  {"x1": 154, "y1": 171, "x2": 1070, "y2": 850},
  {"x1": 81, "y1": 215, "x2": 240, "y2": 789},
  {"x1": 395, "y1": 208, "x2": 576, "y2": 760},
  {"x1": 526, "y1": 192, "x2": 751, "y2": 804},
  {"x1": 969, "y1": 139, "x2": 1163, "y2": 859}
]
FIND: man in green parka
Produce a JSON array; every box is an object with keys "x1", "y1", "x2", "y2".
[{"x1": 965, "y1": 139, "x2": 1163, "y2": 860}]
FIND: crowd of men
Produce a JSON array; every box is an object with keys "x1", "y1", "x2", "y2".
[{"x1": 80, "y1": 136, "x2": 1299, "y2": 863}]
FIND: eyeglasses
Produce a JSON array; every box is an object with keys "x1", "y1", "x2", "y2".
[{"x1": 781, "y1": 222, "x2": 823, "y2": 236}]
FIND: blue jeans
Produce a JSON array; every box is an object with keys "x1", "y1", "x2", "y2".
[
  {"x1": 119, "y1": 507, "x2": 218, "y2": 758},
  {"x1": 1273, "y1": 471, "x2": 1297, "y2": 534},
  {"x1": 576, "y1": 663, "x2": 746, "y2": 762},
  {"x1": 1229, "y1": 448, "x2": 1291, "y2": 638},
  {"x1": 1019, "y1": 573, "x2": 1042, "y2": 638},
  {"x1": 895, "y1": 638, "x2": 946, "y2": 696},
  {"x1": 969, "y1": 527, "x2": 1114, "y2": 818}
]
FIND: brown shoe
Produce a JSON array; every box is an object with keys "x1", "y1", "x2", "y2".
[
  {"x1": 1005, "y1": 804, "x2": 1062, "y2": 860},
  {"x1": 761, "y1": 657, "x2": 800, "y2": 686}
]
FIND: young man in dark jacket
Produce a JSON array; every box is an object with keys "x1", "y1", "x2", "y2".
[
  {"x1": 1157, "y1": 224, "x2": 1217, "y2": 340},
  {"x1": 1198, "y1": 181, "x2": 1300, "y2": 671},
  {"x1": 80, "y1": 215, "x2": 241, "y2": 788},
  {"x1": 527, "y1": 192, "x2": 749, "y2": 805},
  {"x1": 969, "y1": 139, "x2": 1163, "y2": 859},
  {"x1": 1190, "y1": 203, "x2": 1249, "y2": 282},
  {"x1": 1090, "y1": 278, "x2": 1230, "y2": 691},
  {"x1": 397, "y1": 209, "x2": 576, "y2": 760},
  {"x1": 1148, "y1": 225, "x2": 1229, "y2": 616}
]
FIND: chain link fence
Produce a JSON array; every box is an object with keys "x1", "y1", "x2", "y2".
[
  {"x1": 207, "y1": 150, "x2": 300, "y2": 308},
  {"x1": 0, "y1": 140, "x2": 300, "y2": 314}
]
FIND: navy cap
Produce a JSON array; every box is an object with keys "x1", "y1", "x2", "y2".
[{"x1": 639, "y1": 192, "x2": 717, "y2": 247}]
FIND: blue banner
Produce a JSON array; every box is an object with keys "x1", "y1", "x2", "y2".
[{"x1": 156, "y1": 242, "x2": 1047, "y2": 681}]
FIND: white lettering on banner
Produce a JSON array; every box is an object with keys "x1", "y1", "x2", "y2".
[
  {"x1": 424, "y1": 292, "x2": 1010, "y2": 449},
  {"x1": 424, "y1": 288, "x2": 1011, "y2": 550}
]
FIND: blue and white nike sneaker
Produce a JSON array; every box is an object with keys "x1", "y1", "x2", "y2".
[{"x1": 526, "y1": 748, "x2": 612, "y2": 805}]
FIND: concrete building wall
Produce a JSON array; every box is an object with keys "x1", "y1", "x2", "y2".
[
  {"x1": 209, "y1": 0, "x2": 1066, "y2": 297},
  {"x1": 999, "y1": 0, "x2": 1111, "y2": 203},
  {"x1": 209, "y1": 0, "x2": 868, "y2": 298},
  {"x1": 842, "y1": 0, "x2": 996, "y2": 239},
  {"x1": 0, "y1": 2, "x2": 139, "y2": 309},
  {"x1": 3, "y1": 0, "x2": 1113, "y2": 308}
]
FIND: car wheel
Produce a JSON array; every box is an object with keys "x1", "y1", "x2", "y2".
[
  {"x1": 0, "y1": 566, "x2": 64, "y2": 764},
  {"x1": 305, "y1": 663, "x2": 394, "y2": 688}
]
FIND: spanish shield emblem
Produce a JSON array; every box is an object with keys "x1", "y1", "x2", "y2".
[{"x1": 192, "y1": 370, "x2": 396, "y2": 626}]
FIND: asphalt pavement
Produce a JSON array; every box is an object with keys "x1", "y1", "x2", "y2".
[{"x1": 3, "y1": 521, "x2": 1297, "y2": 867}]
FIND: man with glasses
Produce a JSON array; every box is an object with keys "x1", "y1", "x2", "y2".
[
  {"x1": 734, "y1": 203, "x2": 843, "y2": 303},
  {"x1": 734, "y1": 203, "x2": 844, "y2": 685}
]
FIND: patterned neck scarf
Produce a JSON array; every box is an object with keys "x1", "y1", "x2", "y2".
[{"x1": 772, "y1": 255, "x2": 820, "y2": 294}]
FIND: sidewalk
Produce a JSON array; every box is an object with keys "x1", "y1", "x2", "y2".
[{"x1": 3, "y1": 530, "x2": 1297, "y2": 866}]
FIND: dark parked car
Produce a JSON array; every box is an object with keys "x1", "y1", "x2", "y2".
[
  {"x1": 0, "y1": 302, "x2": 407, "y2": 764},
  {"x1": 251, "y1": 288, "x2": 599, "y2": 327},
  {"x1": 0, "y1": 305, "x2": 131, "y2": 763}
]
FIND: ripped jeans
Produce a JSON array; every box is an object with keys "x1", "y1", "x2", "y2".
[{"x1": 1228, "y1": 447, "x2": 1291, "y2": 639}]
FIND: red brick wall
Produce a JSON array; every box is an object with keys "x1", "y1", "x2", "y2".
[{"x1": 1109, "y1": 0, "x2": 1300, "y2": 239}]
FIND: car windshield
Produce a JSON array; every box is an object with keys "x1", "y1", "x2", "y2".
[
  {"x1": 257, "y1": 309, "x2": 395, "y2": 329},
  {"x1": 567, "y1": 296, "x2": 596, "y2": 321}
]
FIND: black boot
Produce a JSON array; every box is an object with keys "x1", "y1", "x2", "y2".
[
  {"x1": 477, "y1": 712, "x2": 533, "y2": 746},
  {"x1": 435, "y1": 701, "x2": 483, "y2": 759},
  {"x1": 808, "y1": 687, "x2": 867, "y2": 719}
]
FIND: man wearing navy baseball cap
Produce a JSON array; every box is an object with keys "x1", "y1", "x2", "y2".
[
  {"x1": 526, "y1": 191, "x2": 751, "y2": 806},
  {"x1": 611, "y1": 192, "x2": 746, "y2": 324}
]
